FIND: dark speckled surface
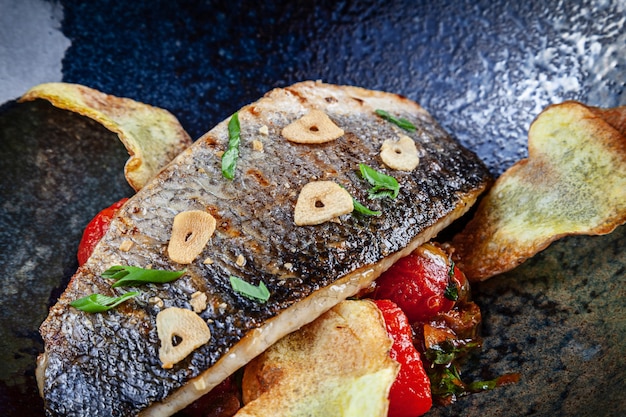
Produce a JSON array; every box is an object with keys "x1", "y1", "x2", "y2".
[{"x1": 1, "y1": 0, "x2": 625, "y2": 416}]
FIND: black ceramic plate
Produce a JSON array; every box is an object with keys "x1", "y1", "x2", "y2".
[{"x1": 1, "y1": 1, "x2": 625, "y2": 416}]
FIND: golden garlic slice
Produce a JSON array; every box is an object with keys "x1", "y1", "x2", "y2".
[
  {"x1": 167, "y1": 210, "x2": 217, "y2": 264},
  {"x1": 294, "y1": 181, "x2": 354, "y2": 226},
  {"x1": 380, "y1": 135, "x2": 420, "y2": 171},
  {"x1": 282, "y1": 109, "x2": 344, "y2": 144},
  {"x1": 157, "y1": 307, "x2": 211, "y2": 369}
]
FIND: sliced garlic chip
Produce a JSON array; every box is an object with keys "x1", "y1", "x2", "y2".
[
  {"x1": 294, "y1": 181, "x2": 354, "y2": 226},
  {"x1": 282, "y1": 109, "x2": 344, "y2": 144},
  {"x1": 168, "y1": 210, "x2": 217, "y2": 264},
  {"x1": 157, "y1": 307, "x2": 211, "y2": 369},
  {"x1": 380, "y1": 135, "x2": 420, "y2": 171}
]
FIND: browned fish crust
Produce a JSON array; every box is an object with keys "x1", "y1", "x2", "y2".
[{"x1": 38, "y1": 81, "x2": 491, "y2": 416}]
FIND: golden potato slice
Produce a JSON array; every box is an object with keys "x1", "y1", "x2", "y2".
[
  {"x1": 237, "y1": 300, "x2": 398, "y2": 417},
  {"x1": 451, "y1": 101, "x2": 626, "y2": 281},
  {"x1": 19, "y1": 82, "x2": 192, "y2": 191}
]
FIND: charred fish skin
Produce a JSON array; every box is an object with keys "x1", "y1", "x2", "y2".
[{"x1": 38, "y1": 81, "x2": 491, "y2": 416}]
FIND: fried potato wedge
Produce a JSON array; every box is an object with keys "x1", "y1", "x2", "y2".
[
  {"x1": 452, "y1": 101, "x2": 626, "y2": 281},
  {"x1": 237, "y1": 300, "x2": 399, "y2": 417},
  {"x1": 19, "y1": 83, "x2": 192, "y2": 191}
]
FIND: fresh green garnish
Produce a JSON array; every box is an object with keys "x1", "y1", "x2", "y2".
[
  {"x1": 359, "y1": 163, "x2": 400, "y2": 199},
  {"x1": 221, "y1": 112, "x2": 241, "y2": 179},
  {"x1": 229, "y1": 275, "x2": 270, "y2": 303},
  {"x1": 425, "y1": 339, "x2": 481, "y2": 365},
  {"x1": 103, "y1": 265, "x2": 185, "y2": 288},
  {"x1": 375, "y1": 109, "x2": 416, "y2": 132},
  {"x1": 70, "y1": 291, "x2": 139, "y2": 313},
  {"x1": 352, "y1": 197, "x2": 382, "y2": 216},
  {"x1": 429, "y1": 364, "x2": 516, "y2": 401},
  {"x1": 444, "y1": 260, "x2": 459, "y2": 301},
  {"x1": 338, "y1": 184, "x2": 382, "y2": 217},
  {"x1": 425, "y1": 338, "x2": 519, "y2": 402}
]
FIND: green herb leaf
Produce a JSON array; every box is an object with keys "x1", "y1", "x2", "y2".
[
  {"x1": 229, "y1": 275, "x2": 270, "y2": 303},
  {"x1": 221, "y1": 112, "x2": 241, "y2": 179},
  {"x1": 429, "y1": 365, "x2": 466, "y2": 399},
  {"x1": 337, "y1": 184, "x2": 381, "y2": 217},
  {"x1": 103, "y1": 265, "x2": 185, "y2": 288},
  {"x1": 70, "y1": 291, "x2": 139, "y2": 313},
  {"x1": 359, "y1": 163, "x2": 400, "y2": 199},
  {"x1": 352, "y1": 197, "x2": 382, "y2": 216},
  {"x1": 375, "y1": 109, "x2": 416, "y2": 132},
  {"x1": 467, "y1": 379, "x2": 498, "y2": 392},
  {"x1": 425, "y1": 339, "x2": 482, "y2": 366},
  {"x1": 444, "y1": 260, "x2": 459, "y2": 301}
]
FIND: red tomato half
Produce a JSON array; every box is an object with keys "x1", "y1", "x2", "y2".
[
  {"x1": 374, "y1": 299, "x2": 432, "y2": 417},
  {"x1": 77, "y1": 198, "x2": 128, "y2": 266},
  {"x1": 373, "y1": 243, "x2": 459, "y2": 323}
]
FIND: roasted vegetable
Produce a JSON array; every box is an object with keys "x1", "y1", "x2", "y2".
[
  {"x1": 77, "y1": 198, "x2": 128, "y2": 265},
  {"x1": 372, "y1": 243, "x2": 466, "y2": 323},
  {"x1": 374, "y1": 299, "x2": 432, "y2": 417}
]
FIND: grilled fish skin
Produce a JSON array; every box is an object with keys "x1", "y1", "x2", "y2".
[{"x1": 37, "y1": 81, "x2": 491, "y2": 417}]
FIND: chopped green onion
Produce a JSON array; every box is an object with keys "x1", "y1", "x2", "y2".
[
  {"x1": 359, "y1": 163, "x2": 400, "y2": 199},
  {"x1": 221, "y1": 112, "x2": 241, "y2": 179},
  {"x1": 229, "y1": 275, "x2": 270, "y2": 303},
  {"x1": 70, "y1": 291, "x2": 139, "y2": 313},
  {"x1": 444, "y1": 260, "x2": 459, "y2": 301},
  {"x1": 102, "y1": 265, "x2": 185, "y2": 288},
  {"x1": 375, "y1": 109, "x2": 416, "y2": 132}
]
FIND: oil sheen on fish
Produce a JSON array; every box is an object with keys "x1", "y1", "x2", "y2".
[{"x1": 37, "y1": 81, "x2": 491, "y2": 416}]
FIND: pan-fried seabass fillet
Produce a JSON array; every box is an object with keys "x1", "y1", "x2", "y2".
[{"x1": 37, "y1": 81, "x2": 491, "y2": 416}]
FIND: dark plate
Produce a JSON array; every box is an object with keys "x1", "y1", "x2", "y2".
[{"x1": 1, "y1": 1, "x2": 625, "y2": 416}]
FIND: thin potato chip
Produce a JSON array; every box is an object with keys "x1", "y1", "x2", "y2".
[
  {"x1": 19, "y1": 83, "x2": 192, "y2": 191},
  {"x1": 451, "y1": 101, "x2": 626, "y2": 281},
  {"x1": 238, "y1": 300, "x2": 398, "y2": 417}
]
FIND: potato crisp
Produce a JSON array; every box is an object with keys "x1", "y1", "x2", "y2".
[{"x1": 452, "y1": 101, "x2": 626, "y2": 281}]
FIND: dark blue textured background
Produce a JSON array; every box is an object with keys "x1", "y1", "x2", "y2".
[{"x1": 58, "y1": 0, "x2": 625, "y2": 174}]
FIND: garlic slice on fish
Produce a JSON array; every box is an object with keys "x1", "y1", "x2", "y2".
[
  {"x1": 157, "y1": 307, "x2": 211, "y2": 369},
  {"x1": 168, "y1": 210, "x2": 217, "y2": 264},
  {"x1": 380, "y1": 135, "x2": 420, "y2": 171},
  {"x1": 282, "y1": 110, "x2": 344, "y2": 144},
  {"x1": 294, "y1": 181, "x2": 353, "y2": 226}
]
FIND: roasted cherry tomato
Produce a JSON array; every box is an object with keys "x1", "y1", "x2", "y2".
[
  {"x1": 373, "y1": 243, "x2": 463, "y2": 323},
  {"x1": 374, "y1": 299, "x2": 432, "y2": 417},
  {"x1": 77, "y1": 198, "x2": 128, "y2": 266}
]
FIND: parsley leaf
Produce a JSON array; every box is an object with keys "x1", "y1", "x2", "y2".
[
  {"x1": 70, "y1": 291, "x2": 139, "y2": 313},
  {"x1": 352, "y1": 197, "x2": 382, "y2": 216},
  {"x1": 375, "y1": 109, "x2": 416, "y2": 132},
  {"x1": 359, "y1": 163, "x2": 400, "y2": 199},
  {"x1": 221, "y1": 112, "x2": 241, "y2": 179},
  {"x1": 102, "y1": 265, "x2": 185, "y2": 288},
  {"x1": 229, "y1": 275, "x2": 270, "y2": 303}
]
